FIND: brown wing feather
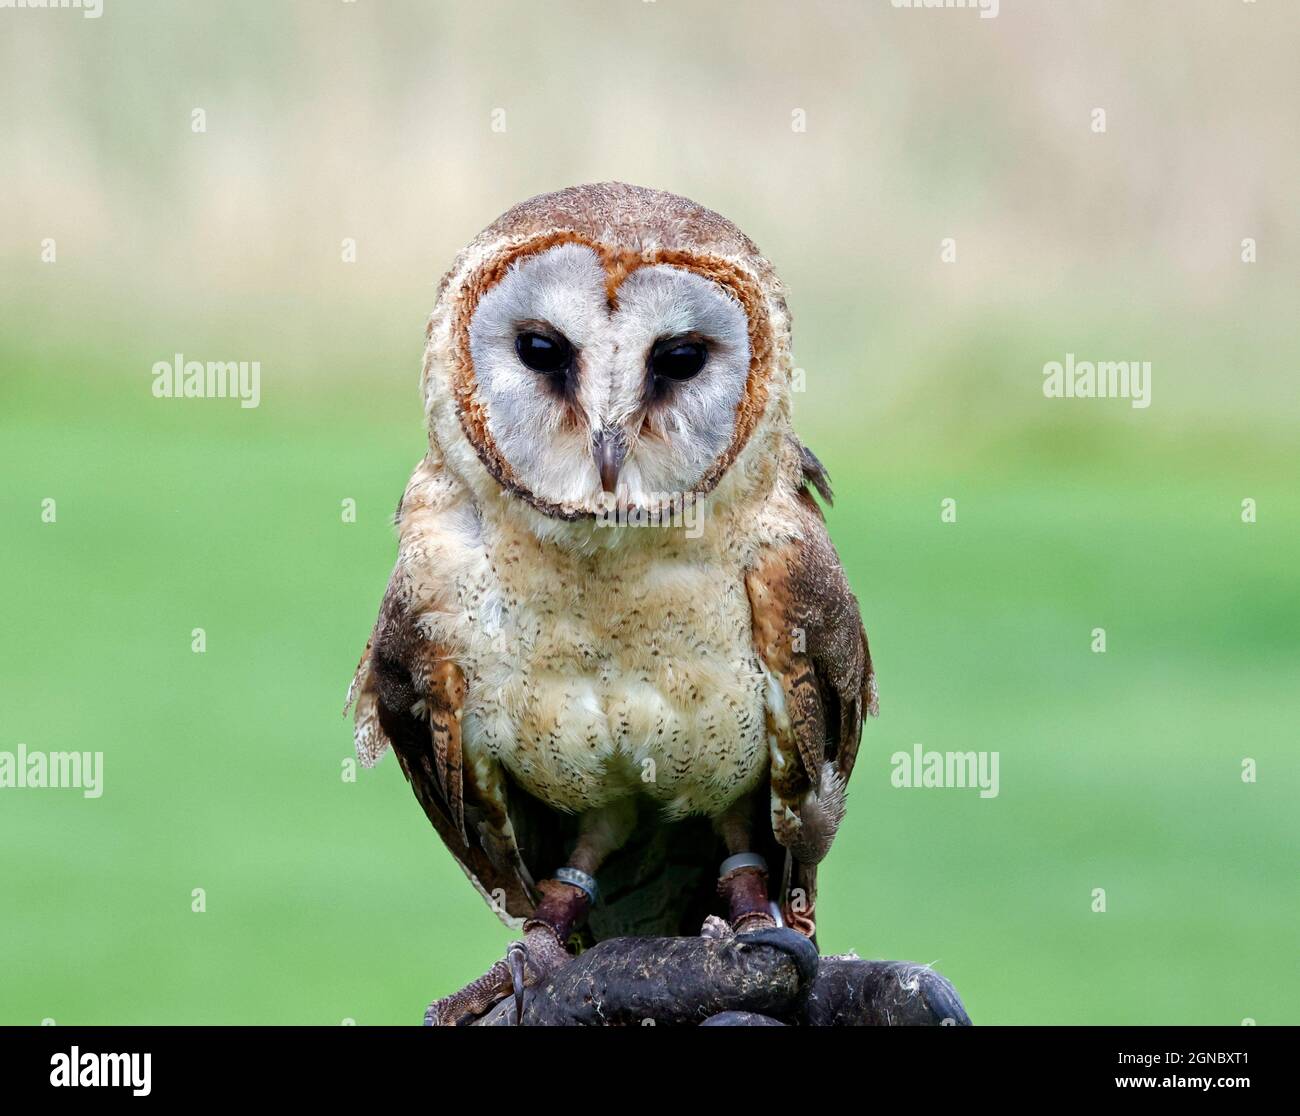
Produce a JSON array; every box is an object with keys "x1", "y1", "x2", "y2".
[
  {"x1": 346, "y1": 566, "x2": 534, "y2": 925},
  {"x1": 746, "y1": 458, "x2": 876, "y2": 868}
]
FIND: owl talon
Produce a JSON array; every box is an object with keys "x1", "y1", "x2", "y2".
[
  {"x1": 734, "y1": 925, "x2": 821, "y2": 988},
  {"x1": 507, "y1": 941, "x2": 529, "y2": 1024}
]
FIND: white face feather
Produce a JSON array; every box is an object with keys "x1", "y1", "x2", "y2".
[{"x1": 466, "y1": 243, "x2": 751, "y2": 512}]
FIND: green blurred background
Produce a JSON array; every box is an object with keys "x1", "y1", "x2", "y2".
[{"x1": 1, "y1": 0, "x2": 1296, "y2": 1025}]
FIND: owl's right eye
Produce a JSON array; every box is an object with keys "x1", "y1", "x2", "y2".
[{"x1": 515, "y1": 331, "x2": 573, "y2": 376}]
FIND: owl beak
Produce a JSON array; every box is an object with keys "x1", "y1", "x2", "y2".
[{"x1": 592, "y1": 428, "x2": 626, "y2": 494}]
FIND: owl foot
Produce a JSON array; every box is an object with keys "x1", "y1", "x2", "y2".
[
  {"x1": 424, "y1": 877, "x2": 592, "y2": 1026},
  {"x1": 424, "y1": 956, "x2": 513, "y2": 1026},
  {"x1": 423, "y1": 923, "x2": 572, "y2": 1026}
]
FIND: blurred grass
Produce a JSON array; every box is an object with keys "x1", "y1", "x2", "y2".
[{"x1": 1, "y1": 331, "x2": 1296, "y2": 1024}]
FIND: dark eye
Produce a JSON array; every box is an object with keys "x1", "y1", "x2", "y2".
[
  {"x1": 515, "y1": 331, "x2": 572, "y2": 375},
  {"x1": 650, "y1": 338, "x2": 707, "y2": 382}
]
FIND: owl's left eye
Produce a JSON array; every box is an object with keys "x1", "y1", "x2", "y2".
[
  {"x1": 650, "y1": 337, "x2": 707, "y2": 382},
  {"x1": 515, "y1": 330, "x2": 573, "y2": 376}
]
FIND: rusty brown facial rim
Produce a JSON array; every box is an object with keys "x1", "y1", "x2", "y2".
[{"x1": 446, "y1": 230, "x2": 776, "y2": 522}]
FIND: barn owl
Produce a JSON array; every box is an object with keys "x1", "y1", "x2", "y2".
[{"x1": 346, "y1": 183, "x2": 876, "y2": 1025}]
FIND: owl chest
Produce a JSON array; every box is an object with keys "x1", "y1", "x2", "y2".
[{"x1": 456, "y1": 556, "x2": 770, "y2": 818}]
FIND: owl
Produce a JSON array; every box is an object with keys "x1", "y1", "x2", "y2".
[{"x1": 346, "y1": 183, "x2": 876, "y2": 1024}]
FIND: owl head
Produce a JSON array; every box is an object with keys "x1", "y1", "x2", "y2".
[{"x1": 422, "y1": 183, "x2": 795, "y2": 539}]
